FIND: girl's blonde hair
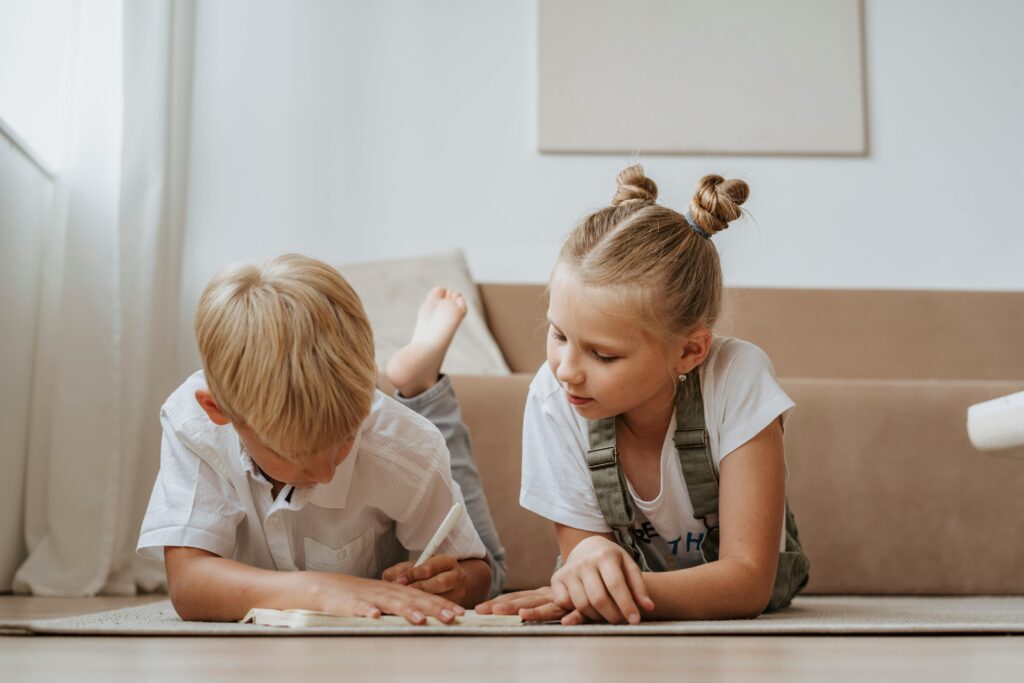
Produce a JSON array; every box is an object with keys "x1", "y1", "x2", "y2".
[
  {"x1": 556, "y1": 164, "x2": 749, "y2": 342},
  {"x1": 194, "y1": 253, "x2": 376, "y2": 461}
]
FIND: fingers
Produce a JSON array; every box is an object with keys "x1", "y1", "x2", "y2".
[
  {"x1": 351, "y1": 600, "x2": 382, "y2": 619},
  {"x1": 406, "y1": 570, "x2": 467, "y2": 609},
  {"x1": 564, "y1": 575, "x2": 602, "y2": 622},
  {"x1": 407, "y1": 570, "x2": 460, "y2": 595},
  {"x1": 561, "y1": 609, "x2": 588, "y2": 626},
  {"x1": 381, "y1": 561, "x2": 415, "y2": 584},
  {"x1": 365, "y1": 581, "x2": 463, "y2": 625},
  {"x1": 406, "y1": 555, "x2": 458, "y2": 583},
  {"x1": 552, "y1": 548, "x2": 649, "y2": 624},
  {"x1": 385, "y1": 555, "x2": 458, "y2": 586},
  {"x1": 583, "y1": 566, "x2": 627, "y2": 624},
  {"x1": 383, "y1": 591, "x2": 461, "y2": 625},
  {"x1": 519, "y1": 602, "x2": 569, "y2": 622},
  {"x1": 476, "y1": 588, "x2": 553, "y2": 615},
  {"x1": 622, "y1": 557, "x2": 655, "y2": 612}
]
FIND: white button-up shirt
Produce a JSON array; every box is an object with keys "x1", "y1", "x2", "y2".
[{"x1": 138, "y1": 371, "x2": 486, "y2": 577}]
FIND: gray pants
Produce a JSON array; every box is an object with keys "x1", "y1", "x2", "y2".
[{"x1": 394, "y1": 375, "x2": 507, "y2": 598}]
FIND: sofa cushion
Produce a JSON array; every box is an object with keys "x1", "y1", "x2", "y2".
[{"x1": 339, "y1": 251, "x2": 510, "y2": 376}]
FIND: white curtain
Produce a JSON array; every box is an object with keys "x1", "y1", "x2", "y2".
[{"x1": 14, "y1": 0, "x2": 194, "y2": 595}]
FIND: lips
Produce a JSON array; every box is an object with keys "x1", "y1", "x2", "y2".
[{"x1": 567, "y1": 393, "x2": 593, "y2": 406}]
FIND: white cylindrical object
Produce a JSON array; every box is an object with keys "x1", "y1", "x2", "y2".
[{"x1": 967, "y1": 390, "x2": 1024, "y2": 452}]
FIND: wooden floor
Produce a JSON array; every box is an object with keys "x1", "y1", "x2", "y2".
[{"x1": 2, "y1": 596, "x2": 1023, "y2": 682}]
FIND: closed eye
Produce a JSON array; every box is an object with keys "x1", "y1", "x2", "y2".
[{"x1": 593, "y1": 351, "x2": 617, "y2": 363}]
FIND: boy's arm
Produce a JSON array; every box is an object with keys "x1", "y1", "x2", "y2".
[{"x1": 164, "y1": 546, "x2": 465, "y2": 624}]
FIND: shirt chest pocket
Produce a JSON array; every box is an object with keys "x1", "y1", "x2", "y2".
[{"x1": 303, "y1": 530, "x2": 378, "y2": 578}]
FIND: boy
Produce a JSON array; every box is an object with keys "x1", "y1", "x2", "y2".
[{"x1": 137, "y1": 254, "x2": 502, "y2": 623}]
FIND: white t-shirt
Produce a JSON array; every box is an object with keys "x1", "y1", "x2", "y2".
[
  {"x1": 519, "y1": 337, "x2": 795, "y2": 571},
  {"x1": 138, "y1": 371, "x2": 486, "y2": 577}
]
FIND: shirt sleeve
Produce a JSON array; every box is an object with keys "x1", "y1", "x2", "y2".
[
  {"x1": 519, "y1": 368, "x2": 612, "y2": 533},
  {"x1": 711, "y1": 340, "x2": 796, "y2": 465},
  {"x1": 394, "y1": 434, "x2": 487, "y2": 562},
  {"x1": 136, "y1": 417, "x2": 246, "y2": 561}
]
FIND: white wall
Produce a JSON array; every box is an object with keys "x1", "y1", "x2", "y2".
[{"x1": 180, "y1": 0, "x2": 1024, "y2": 370}]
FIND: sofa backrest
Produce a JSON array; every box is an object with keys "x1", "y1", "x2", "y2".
[
  {"x1": 478, "y1": 284, "x2": 1024, "y2": 380},
  {"x1": 468, "y1": 284, "x2": 1024, "y2": 594}
]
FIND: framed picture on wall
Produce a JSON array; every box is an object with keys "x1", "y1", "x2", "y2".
[{"x1": 538, "y1": 0, "x2": 867, "y2": 155}]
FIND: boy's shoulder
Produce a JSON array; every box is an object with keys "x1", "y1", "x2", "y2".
[
  {"x1": 355, "y1": 390, "x2": 450, "y2": 476},
  {"x1": 160, "y1": 371, "x2": 239, "y2": 475}
]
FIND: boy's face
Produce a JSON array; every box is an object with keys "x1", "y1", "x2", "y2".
[
  {"x1": 194, "y1": 388, "x2": 354, "y2": 488},
  {"x1": 234, "y1": 423, "x2": 355, "y2": 489}
]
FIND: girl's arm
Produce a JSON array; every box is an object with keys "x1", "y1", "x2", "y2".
[
  {"x1": 552, "y1": 417, "x2": 786, "y2": 624},
  {"x1": 481, "y1": 418, "x2": 786, "y2": 623},
  {"x1": 638, "y1": 417, "x2": 786, "y2": 620}
]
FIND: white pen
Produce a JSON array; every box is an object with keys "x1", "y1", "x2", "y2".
[{"x1": 414, "y1": 502, "x2": 464, "y2": 567}]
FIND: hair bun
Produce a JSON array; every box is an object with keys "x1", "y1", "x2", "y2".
[
  {"x1": 612, "y1": 164, "x2": 658, "y2": 206},
  {"x1": 688, "y1": 174, "x2": 749, "y2": 235}
]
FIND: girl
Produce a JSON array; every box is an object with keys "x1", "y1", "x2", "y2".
[{"x1": 477, "y1": 165, "x2": 808, "y2": 624}]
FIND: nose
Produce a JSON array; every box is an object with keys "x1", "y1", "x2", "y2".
[
  {"x1": 555, "y1": 347, "x2": 584, "y2": 386},
  {"x1": 308, "y1": 458, "x2": 337, "y2": 485}
]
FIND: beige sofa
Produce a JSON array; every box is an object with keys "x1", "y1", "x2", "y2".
[{"x1": 444, "y1": 285, "x2": 1024, "y2": 595}]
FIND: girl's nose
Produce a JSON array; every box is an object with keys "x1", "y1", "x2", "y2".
[{"x1": 556, "y1": 350, "x2": 584, "y2": 386}]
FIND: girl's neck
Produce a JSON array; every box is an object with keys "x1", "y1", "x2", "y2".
[{"x1": 617, "y1": 387, "x2": 676, "y2": 444}]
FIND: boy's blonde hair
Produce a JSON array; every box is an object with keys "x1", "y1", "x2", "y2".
[
  {"x1": 194, "y1": 253, "x2": 376, "y2": 461},
  {"x1": 556, "y1": 164, "x2": 749, "y2": 343}
]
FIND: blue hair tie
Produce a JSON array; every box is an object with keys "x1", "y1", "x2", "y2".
[{"x1": 684, "y1": 211, "x2": 712, "y2": 240}]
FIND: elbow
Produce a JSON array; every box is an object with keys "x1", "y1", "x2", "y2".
[
  {"x1": 168, "y1": 581, "x2": 206, "y2": 622},
  {"x1": 731, "y1": 560, "x2": 777, "y2": 619}
]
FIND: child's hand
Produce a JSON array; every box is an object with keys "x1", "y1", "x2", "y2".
[
  {"x1": 475, "y1": 586, "x2": 569, "y2": 622},
  {"x1": 314, "y1": 573, "x2": 464, "y2": 625},
  {"x1": 551, "y1": 536, "x2": 655, "y2": 625},
  {"x1": 381, "y1": 555, "x2": 468, "y2": 605}
]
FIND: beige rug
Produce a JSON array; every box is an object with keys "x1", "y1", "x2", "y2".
[{"x1": 3, "y1": 596, "x2": 1024, "y2": 636}]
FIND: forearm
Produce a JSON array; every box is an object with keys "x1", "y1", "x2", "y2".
[
  {"x1": 642, "y1": 557, "x2": 774, "y2": 621},
  {"x1": 165, "y1": 547, "x2": 332, "y2": 622},
  {"x1": 458, "y1": 557, "x2": 492, "y2": 608}
]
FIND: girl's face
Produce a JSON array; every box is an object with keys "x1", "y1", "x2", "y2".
[{"x1": 546, "y1": 268, "x2": 693, "y2": 423}]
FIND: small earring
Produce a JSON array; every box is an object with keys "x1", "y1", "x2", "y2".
[{"x1": 678, "y1": 373, "x2": 687, "y2": 383}]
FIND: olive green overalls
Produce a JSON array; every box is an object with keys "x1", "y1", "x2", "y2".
[{"x1": 584, "y1": 375, "x2": 810, "y2": 612}]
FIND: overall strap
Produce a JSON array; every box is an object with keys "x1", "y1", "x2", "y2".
[
  {"x1": 586, "y1": 415, "x2": 651, "y2": 571},
  {"x1": 673, "y1": 379, "x2": 719, "y2": 528}
]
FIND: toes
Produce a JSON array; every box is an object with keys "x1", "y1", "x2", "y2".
[
  {"x1": 428, "y1": 286, "x2": 447, "y2": 300},
  {"x1": 449, "y1": 291, "x2": 468, "y2": 311}
]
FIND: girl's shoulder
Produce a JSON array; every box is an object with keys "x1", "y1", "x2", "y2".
[{"x1": 703, "y1": 336, "x2": 777, "y2": 381}]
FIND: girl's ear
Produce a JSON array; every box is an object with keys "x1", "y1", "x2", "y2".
[
  {"x1": 195, "y1": 389, "x2": 231, "y2": 426},
  {"x1": 676, "y1": 327, "x2": 713, "y2": 375}
]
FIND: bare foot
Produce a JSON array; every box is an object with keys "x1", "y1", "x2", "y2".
[{"x1": 385, "y1": 287, "x2": 468, "y2": 398}]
